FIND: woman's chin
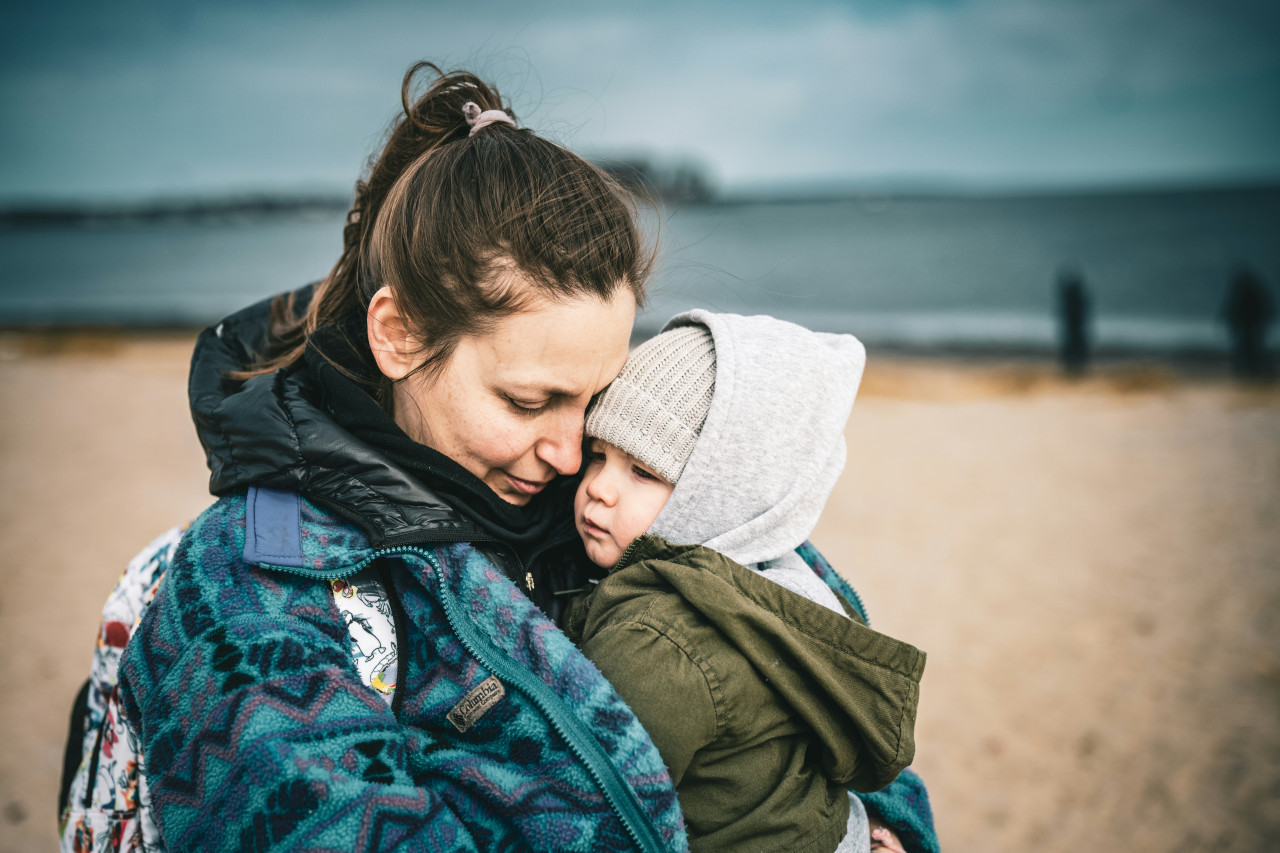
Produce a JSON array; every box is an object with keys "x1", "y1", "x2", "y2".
[
  {"x1": 495, "y1": 489, "x2": 532, "y2": 506},
  {"x1": 485, "y1": 478, "x2": 534, "y2": 506},
  {"x1": 484, "y1": 470, "x2": 554, "y2": 506}
]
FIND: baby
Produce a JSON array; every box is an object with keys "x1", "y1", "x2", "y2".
[{"x1": 565, "y1": 310, "x2": 927, "y2": 853}]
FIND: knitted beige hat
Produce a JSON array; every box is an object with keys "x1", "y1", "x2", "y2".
[{"x1": 585, "y1": 325, "x2": 717, "y2": 484}]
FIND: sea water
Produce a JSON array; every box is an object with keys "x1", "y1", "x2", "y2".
[{"x1": 2, "y1": 187, "x2": 1276, "y2": 353}]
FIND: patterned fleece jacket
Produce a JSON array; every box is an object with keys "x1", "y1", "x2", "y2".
[
  {"x1": 61, "y1": 502, "x2": 902, "y2": 853},
  {"x1": 61, "y1": 286, "x2": 688, "y2": 852},
  {"x1": 114, "y1": 487, "x2": 686, "y2": 852}
]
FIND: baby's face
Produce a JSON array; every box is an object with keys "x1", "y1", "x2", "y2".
[{"x1": 574, "y1": 438, "x2": 675, "y2": 568}]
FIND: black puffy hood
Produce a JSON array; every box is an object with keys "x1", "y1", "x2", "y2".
[{"x1": 188, "y1": 288, "x2": 574, "y2": 552}]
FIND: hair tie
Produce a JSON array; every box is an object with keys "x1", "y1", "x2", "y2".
[{"x1": 463, "y1": 101, "x2": 516, "y2": 136}]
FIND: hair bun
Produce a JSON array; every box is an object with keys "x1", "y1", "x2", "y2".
[{"x1": 462, "y1": 101, "x2": 517, "y2": 136}]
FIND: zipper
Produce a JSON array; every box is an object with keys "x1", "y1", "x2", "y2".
[
  {"x1": 257, "y1": 527, "x2": 511, "y2": 583},
  {"x1": 268, "y1": 545, "x2": 667, "y2": 852},
  {"x1": 402, "y1": 545, "x2": 666, "y2": 853},
  {"x1": 794, "y1": 542, "x2": 871, "y2": 626},
  {"x1": 261, "y1": 518, "x2": 575, "y2": 602},
  {"x1": 611, "y1": 539, "x2": 644, "y2": 573},
  {"x1": 845, "y1": 584, "x2": 870, "y2": 626}
]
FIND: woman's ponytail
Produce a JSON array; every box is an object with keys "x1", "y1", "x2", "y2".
[
  {"x1": 238, "y1": 60, "x2": 651, "y2": 407},
  {"x1": 242, "y1": 62, "x2": 509, "y2": 380}
]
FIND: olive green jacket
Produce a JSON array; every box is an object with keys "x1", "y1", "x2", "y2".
[{"x1": 565, "y1": 535, "x2": 926, "y2": 853}]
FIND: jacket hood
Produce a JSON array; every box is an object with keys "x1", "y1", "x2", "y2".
[
  {"x1": 600, "y1": 535, "x2": 924, "y2": 792},
  {"x1": 648, "y1": 310, "x2": 866, "y2": 567}
]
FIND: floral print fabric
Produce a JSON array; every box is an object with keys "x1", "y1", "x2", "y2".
[
  {"x1": 330, "y1": 569, "x2": 398, "y2": 702},
  {"x1": 59, "y1": 531, "x2": 400, "y2": 852},
  {"x1": 60, "y1": 527, "x2": 179, "y2": 852}
]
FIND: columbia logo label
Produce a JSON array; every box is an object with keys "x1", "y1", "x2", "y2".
[{"x1": 447, "y1": 675, "x2": 505, "y2": 733}]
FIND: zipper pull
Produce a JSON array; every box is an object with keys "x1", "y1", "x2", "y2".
[{"x1": 525, "y1": 572, "x2": 535, "y2": 592}]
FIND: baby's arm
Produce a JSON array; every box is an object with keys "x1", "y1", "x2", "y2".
[{"x1": 581, "y1": 620, "x2": 717, "y2": 786}]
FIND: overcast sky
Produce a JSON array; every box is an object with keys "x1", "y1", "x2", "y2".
[{"x1": 2, "y1": 0, "x2": 1277, "y2": 202}]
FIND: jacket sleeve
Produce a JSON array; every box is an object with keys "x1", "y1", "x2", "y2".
[
  {"x1": 581, "y1": 620, "x2": 718, "y2": 787},
  {"x1": 117, "y1": 561, "x2": 481, "y2": 852}
]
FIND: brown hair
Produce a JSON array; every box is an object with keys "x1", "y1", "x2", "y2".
[{"x1": 241, "y1": 61, "x2": 652, "y2": 406}]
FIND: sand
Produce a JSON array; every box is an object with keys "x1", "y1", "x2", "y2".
[{"x1": 2, "y1": 332, "x2": 1277, "y2": 852}]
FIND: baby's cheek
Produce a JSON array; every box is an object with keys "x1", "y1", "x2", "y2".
[
  {"x1": 614, "y1": 514, "x2": 648, "y2": 549},
  {"x1": 586, "y1": 538, "x2": 620, "y2": 569}
]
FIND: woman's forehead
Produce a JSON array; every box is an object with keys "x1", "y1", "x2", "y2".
[{"x1": 470, "y1": 289, "x2": 634, "y2": 394}]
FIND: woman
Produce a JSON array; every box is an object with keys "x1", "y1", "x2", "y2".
[
  {"x1": 62, "y1": 62, "x2": 686, "y2": 852},
  {"x1": 61, "y1": 62, "x2": 926, "y2": 853}
]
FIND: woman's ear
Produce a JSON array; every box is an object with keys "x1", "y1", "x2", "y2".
[{"x1": 367, "y1": 286, "x2": 419, "y2": 380}]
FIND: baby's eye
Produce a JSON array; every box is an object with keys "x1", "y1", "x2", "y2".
[{"x1": 632, "y1": 465, "x2": 657, "y2": 481}]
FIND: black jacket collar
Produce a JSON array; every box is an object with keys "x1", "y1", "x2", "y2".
[{"x1": 189, "y1": 287, "x2": 576, "y2": 552}]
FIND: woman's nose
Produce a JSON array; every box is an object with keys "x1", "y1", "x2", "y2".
[{"x1": 536, "y1": 412, "x2": 583, "y2": 476}]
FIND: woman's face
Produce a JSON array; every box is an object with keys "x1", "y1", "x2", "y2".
[{"x1": 390, "y1": 287, "x2": 636, "y2": 505}]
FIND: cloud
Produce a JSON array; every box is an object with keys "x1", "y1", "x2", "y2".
[{"x1": 1, "y1": 0, "x2": 1276, "y2": 200}]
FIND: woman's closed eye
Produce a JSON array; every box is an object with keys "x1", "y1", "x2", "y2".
[{"x1": 505, "y1": 394, "x2": 549, "y2": 415}]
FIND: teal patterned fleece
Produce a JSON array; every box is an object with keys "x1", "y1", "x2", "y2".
[{"x1": 118, "y1": 491, "x2": 687, "y2": 852}]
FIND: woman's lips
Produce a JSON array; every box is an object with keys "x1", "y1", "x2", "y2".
[{"x1": 506, "y1": 473, "x2": 550, "y2": 496}]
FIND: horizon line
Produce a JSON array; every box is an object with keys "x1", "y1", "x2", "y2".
[{"x1": 2, "y1": 176, "x2": 1278, "y2": 225}]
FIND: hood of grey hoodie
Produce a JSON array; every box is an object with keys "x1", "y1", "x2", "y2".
[{"x1": 648, "y1": 309, "x2": 866, "y2": 568}]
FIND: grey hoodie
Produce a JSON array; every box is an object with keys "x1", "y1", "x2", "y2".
[{"x1": 647, "y1": 309, "x2": 866, "y2": 612}]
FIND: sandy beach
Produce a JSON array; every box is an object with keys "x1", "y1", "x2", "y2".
[{"x1": 2, "y1": 331, "x2": 1277, "y2": 852}]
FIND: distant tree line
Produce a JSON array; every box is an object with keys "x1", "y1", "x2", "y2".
[
  {"x1": 0, "y1": 194, "x2": 350, "y2": 227},
  {"x1": 591, "y1": 156, "x2": 715, "y2": 205}
]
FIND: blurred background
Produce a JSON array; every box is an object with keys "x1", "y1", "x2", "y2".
[
  {"x1": 1, "y1": 1, "x2": 1278, "y2": 851},
  {"x1": 2, "y1": 0, "x2": 1278, "y2": 352}
]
